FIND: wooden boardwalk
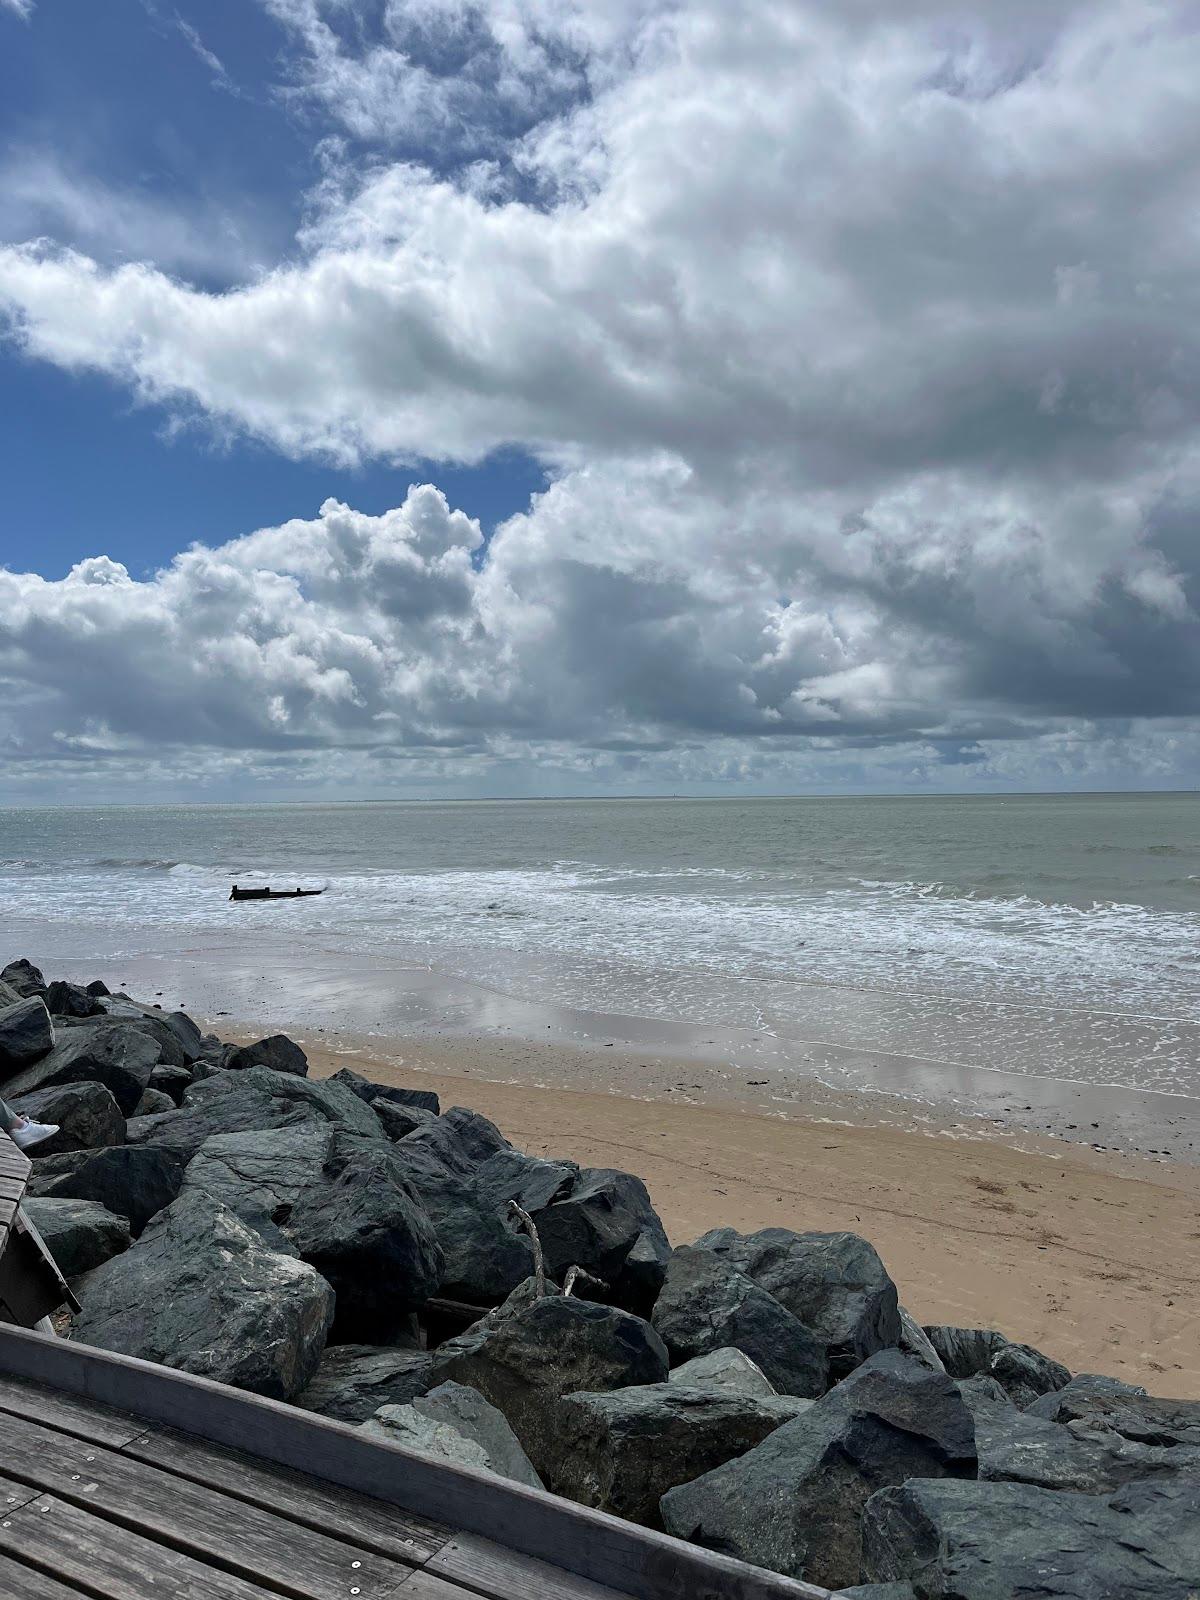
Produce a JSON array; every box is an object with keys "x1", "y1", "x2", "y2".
[
  {"x1": 0, "y1": 1325, "x2": 836, "y2": 1600},
  {"x1": 0, "y1": 1139, "x2": 31, "y2": 1258}
]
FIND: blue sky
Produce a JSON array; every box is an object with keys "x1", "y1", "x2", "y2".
[
  {"x1": 0, "y1": 1, "x2": 1197, "y2": 799},
  {"x1": 0, "y1": 0, "x2": 544, "y2": 577}
]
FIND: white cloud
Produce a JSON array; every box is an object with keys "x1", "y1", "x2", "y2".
[
  {"x1": 1, "y1": 0, "x2": 1199, "y2": 789},
  {"x1": 0, "y1": 0, "x2": 34, "y2": 20}
]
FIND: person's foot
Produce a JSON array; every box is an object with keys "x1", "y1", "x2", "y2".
[{"x1": 10, "y1": 1120, "x2": 59, "y2": 1151}]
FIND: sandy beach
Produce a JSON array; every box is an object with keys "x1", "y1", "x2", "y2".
[{"x1": 238, "y1": 1025, "x2": 1200, "y2": 1400}]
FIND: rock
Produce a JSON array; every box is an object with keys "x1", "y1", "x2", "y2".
[
  {"x1": 1028, "y1": 1378, "x2": 1200, "y2": 1450},
  {"x1": 971, "y1": 1391, "x2": 1200, "y2": 1492},
  {"x1": 402, "y1": 1111, "x2": 508, "y2": 1178},
  {"x1": 160, "y1": 1011, "x2": 203, "y2": 1063},
  {"x1": 228, "y1": 1034, "x2": 309, "y2": 1077},
  {"x1": 363, "y1": 1382, "x2": 543, "y2": 1489},
  {"x1": 956, "y1": 1374, "x2": 1013, "y2": 1409},
  {"x1": 8, "y1": 1081, "x2": 125, "y2": 1156},
  {"x1": 124, "y1": 1066, "x2": 384, "y2": 1154},
  {"x1": 43, "y1": 980, "x2": 105, "y2": 1019},
  {"x1": 73, "y1": 1192, "x2": 334, "y2": 1400},
  {"x1": 28, "y1": 1145, "x2": 185, "y2": 1235},
  {"x1": 0, "y1": 1022, "x2": 160, "y2": 1116},
  {"x1": 329, "y1": 1067, "x2": 440, "y2": 1114},
  {"x1": 860, "y1": 1475, "x2": 1200, "y2": 1598},
  {"x1": 659, "y1": 1349, "x2": 976, "y2": 1591},
  {"x1": 22, "y1": 1197, "x2": 131, "y2": 1277},
  {"x1": 388, "y1": 1143, "x2": 534, "y2": 1304},
  {"x1": 839, "y1": 1588, "x2": 917, "y2": 1599},
  {"x1": 431, "y1": 1294, "x2": 669, "y2": 1483},
  {"x1": 922, "y1": 1325, "x2": 1009, "y2": 1379},
  {"x1": 196, "y1": 1041, "x2": 240, "y2": 1072},
  {"x1": 555, "y1": 1382, "x2": 812, "y2": 1526},
  {"x1": 694, "y1": 1227, "x2": 899, "y2": 1379},
  {"x1": 89, "y1": 1003, "x2": 191, "y2": 1068},
  {"x1": 183, "y1": 1126, "x2": 443, "y2": 1339},
  {"x1": 1, "y1": 959, "x2": 46, "y2": 998},
  {"x1": 989, "y1": 1340, "x2": 1071, "y2": 1407},
  {"x1": 474, "y1": 1148, "x2": 579, "y2": 1215},
  {"x1": 295, "y1": 1344, "x2": 436, "y2": 1423},
  {"x1": 897, "y1": 1307, "x2": 946, "y2": 1373},
  {"x1": 84, "y1": 980, "x2": 110, "y2": 998},
  {"x1": 133, "y1": 1087, "x2": 177, "y2": 1118},
  {"x1": 651, "y1": 1246, "x2": 829, "y2": 1398},
  {"x1": 371, "y1": 1099, "x2": 434, "y2": 1141},
  {"x1": 0, "y1": 996, "x2": 54, "y2": 1070},
  {"x1": 533, "y1": 1167, "x2": 671, "y2": 1313},
  {"x1": 668, "y1": 1348, "x2": 779, "y2": 1398},
  {"x1": 148, "y1": 1064, "x2": 193, "y2": 1105}
]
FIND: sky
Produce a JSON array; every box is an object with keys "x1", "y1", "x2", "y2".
[{"x1": 0, "y1": 0, "x2": 1198, "y2": 802}]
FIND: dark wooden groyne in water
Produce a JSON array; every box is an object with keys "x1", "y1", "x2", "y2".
[{"x1": 0, "y1": 1324, "x2": 836, "y2": 1600}]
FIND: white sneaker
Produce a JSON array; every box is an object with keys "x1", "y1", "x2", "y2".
[{"x1": 10, "y1": 1121, "x2": 59, "y2": 1151}]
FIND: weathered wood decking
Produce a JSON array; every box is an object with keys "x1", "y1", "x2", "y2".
[
  {"x1": 0, "y1": 1139, "x2": 79, "y2": 1328},
  {"x1": 0, "y1": 1324, "x2": 836, "y2": 1600}
]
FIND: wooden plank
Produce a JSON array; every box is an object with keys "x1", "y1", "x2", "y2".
[
  {"x1": 0, "y1": 1495, "x2": 286, "y2": 1600},
  {"x1": 127, "y1": 1424, "x2": 449, "y2": 1564},
  {"x1": 427, "y1": 1533, "x2": 628, "y2": 1600},
  {"x1": 0, "y1": 1413, "x2": 416, "y2": 1600},
  {"x1": 392, "y1": 1573, "x2": 483, "y2": 1599},
  {"x1": 0, "y1": 1551, "x2": 93, "y2": 1600},
  {"x1": 0, "y1": 1375, "x2": 150, "y2": 1450},
  {"x1": 0, "y1": 1325, "x2": 834, "y2": 1600}
]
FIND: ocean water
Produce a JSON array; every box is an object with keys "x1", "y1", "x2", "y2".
[{"x1": 1, "y1": 794, "x2": 1197, "y2": 1099}]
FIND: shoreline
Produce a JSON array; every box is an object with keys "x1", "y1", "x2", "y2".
[
  {"x1": 214, "y1": 1021, "x2": 1200, "y2": 1398},
  {"x1": 51, "y1": 942, "x2": 1200, "y2": 1164}
]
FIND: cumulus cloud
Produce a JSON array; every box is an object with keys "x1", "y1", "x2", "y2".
[{"x1": 1, "y1": 0, "x2": 1199, "y2": 789}]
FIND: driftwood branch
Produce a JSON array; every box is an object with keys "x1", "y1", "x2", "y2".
[
  {"x1": 506, "y1": 1201, "x2": 546, "y2": 1297},
  {"x1": 563, "y1": 1265, "x2": 607, "y2": 1299}
]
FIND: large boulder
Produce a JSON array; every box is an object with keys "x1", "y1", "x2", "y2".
[
  {"x1": 1, "y1": 959, "x2": 46, "y2": 998},
  {"x1": 329, "y1": 1067, "x2": 440, "y2": 1114},
  {"x1": 73, "y1": 1192, "x2": 334, "y2": 1400},
  {"x1": 0, "y1": 1022, "x2": 160, "y2": 1115},
  {"x1": 183, "y1": 1126, "x2": 443, "y2": 1339},
  {"x1": 402, "y1": 1109, "x2": 510, "y2": 1178},
  {"x1": 668, "y1": 1348, "x2": 780, "y2": 1399},
  {"x1": 896, "y1": 1308, "x2": 946, "y2": 1373},
  {"x1": 388, "y1": 1142, "x2": 534, "y2": 1304},
  {"x1": 228, "y1": 1034, "x2": 309, "y2": 1077},
  {"x1": 652, "y1": 1246, "x2": 828, "y2": 1398},
  {"x1": 21, "y1": 1197, "x2": 131, "y2": 1277},
  {"x1": 295, "y1": 1344, "x2": 435, "y2": 1423},
  {"x1": 98, "y1": 1000, "x2": 203, "y2": 1064},
  {"x1": 1028, "y1": 1377, "x2": 1200, "y2": 1449},
  {"x1": 0, "y1": 996, "x2": 53, "y2": 1071},
  {"x1": 431, "y1": 1293, "x2": 669, "y2": 1483},
  {"x1": 363, "y1": 1382, "x2": 543, "y2": 1489},
  {"x1": 125, "y1": 1066, "x2": 384, "y2": 1154},
  {"x1": 8, "y1": 1081, "x2": 125, "y2": 1155},
  {"x1": 989, "y1": 1341, "x2": 1071, "y2": 1407},
  {"x1": 43, "y1": 980, "x2": 105, "y2": 1019},
  {"x1": 148, "y1": 1064, "x2": 194, "y2": 1106},
  {"x1": 660, "y1": 1349, "x2": 977, "y2": 1591},
  {"x1": 27, "y1": 1145, "x2": 185, "y2": 1235},
  {"x1": 922, "y1": 1325, "x2": 1009, "y2": 1379},
  {"x1": 133, "y1": 1087, "x2": 176, "y2": 1118},
  {"x1": 861, "y1": 1475, "x2": 1200, "y2": 1598},
  {"x1": 964, "y1": 1377, "x2": 1199, "y2": 1491},
  {"x1": 473, "y1": 1148, "x2": 579, "y2": 1215},
  {"x1": 694, "y1": 1227, "x2": 899, "y2": 1379},
  {"x1": 555, "y1": 1383, "x2": 812, "y2": 1527},
  {"x1": 531, "y1": 1167, "x2": 671, "y2": 1314},
  {"x1": 371, "y1": 1100, "x2": 434, "y2": 1141}
]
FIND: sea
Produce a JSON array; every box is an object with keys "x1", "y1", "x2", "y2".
[{"x1": 1, "y1": 794, "x2": 1198, "y2": 1111}]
